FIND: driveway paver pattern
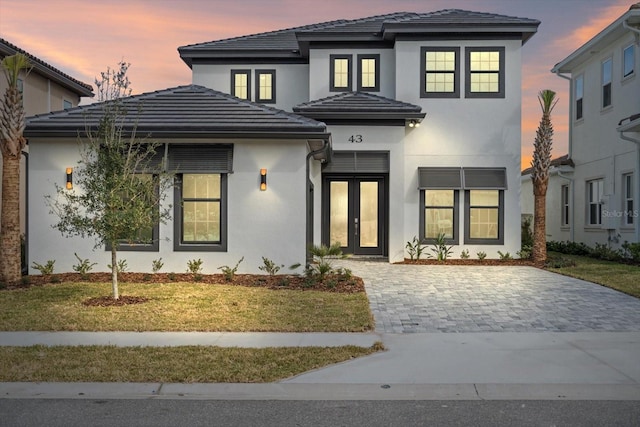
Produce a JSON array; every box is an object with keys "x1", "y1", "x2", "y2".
[{"x1": 337, "y1": 261, "x2": 640, "y2": 333}]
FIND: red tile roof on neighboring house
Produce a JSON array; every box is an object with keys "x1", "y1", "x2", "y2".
[{"x1": 0, "y1": 37, "x2": 93, "y2": 97}]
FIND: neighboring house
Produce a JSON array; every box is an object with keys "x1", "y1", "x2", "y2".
[
  {"x1": 0, "y1": 38, "x2": 93, "y2": 237},
  {"x1": 25, "y1": 10, "x2": 540, "y2": 274},
  {"x1": 521, "y1": 154, "x2": 575, "y2": 239},
  {"x1": 522, "y1": 4, "x2": 640, "y2": 248}
]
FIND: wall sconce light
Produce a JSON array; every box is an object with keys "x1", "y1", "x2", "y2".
[
  {"x1": 65, "y1": 167, "x2": 73, "y2": 190},
  {"x1": 408, "y1": 119, "x2": 420, "y2": 128},
  {"x1": 260, "y1": 168, "x2": 267, "y2": 191}
]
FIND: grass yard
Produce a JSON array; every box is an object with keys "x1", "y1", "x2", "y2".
[
  {"x1": 0, "y1": 281, "x2": 374, "y2": 332},
  {"x1": 0, "y1": 344, "x2": 382, "y2": 383},
  {"x1": 546, "y1": 252, "x2": 640, "y2": 298}
]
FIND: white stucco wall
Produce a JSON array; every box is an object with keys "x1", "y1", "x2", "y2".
[
  {"x1": 521, "y1": 173, "x2": 572, "y2": 243},
  {"x1": 192, "y1": 63, "x2": 309, "y2": 112},
  {"x1": 548, "y1": 31, "x2": 640, "y2": 246},
  {"x1": 28, "y1": 138, "x2": 309, "y2": 275}
]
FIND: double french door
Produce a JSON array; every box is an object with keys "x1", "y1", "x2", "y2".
[{"x1": 322, "y1": 176, "x2": 386, "y2": 255}]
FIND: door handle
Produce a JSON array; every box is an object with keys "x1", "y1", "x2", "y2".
[{"x1": 355, "y1": 218, "x2": 358, "y2": 236}]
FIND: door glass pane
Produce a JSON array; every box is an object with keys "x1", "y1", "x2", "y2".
[
  {"x1": 360, "y1": 181, "x2": 378, "y2": 247},
  {"x1": 330, "y1": 181, "x2": 349, "y2": 247}
]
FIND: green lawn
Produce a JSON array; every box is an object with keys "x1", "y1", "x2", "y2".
[
  {"x1": 546, "y1": 253, "x2": 640, "y2": 298},
  {"x1": 0, "y1": 281, "x2": 373, "y2": 332}
]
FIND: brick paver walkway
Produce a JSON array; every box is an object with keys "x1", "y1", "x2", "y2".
[{"x1": 337, "y1": 261, "x2": 640, "y2": 333}]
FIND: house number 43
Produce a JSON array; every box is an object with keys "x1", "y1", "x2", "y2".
[{"x1": 348, "y1": 135, "x2": 363, "y2": 143}]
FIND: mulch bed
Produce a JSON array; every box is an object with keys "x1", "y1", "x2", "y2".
[
  {"x1": 82, "y1": 295, "x2": 150, "y2": 307},
  {"x1": 399, "y1": 258, "x2": 540, "y2": 267},
  {"x1": 6, "y1": 272, "x2": 365, "y2": 295}
]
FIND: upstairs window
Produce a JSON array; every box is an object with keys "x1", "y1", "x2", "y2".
[
  {"x1": 465, "y1": 47, "x2": 505, "y2": 98},
  {"x1": 357, "y1": 54, "x2": 380, "y2": 92},
  {"x1": 330, "y1": 55, "x2": 352, "y2": 92},
  {"x1": 63, "y1": 99, "x2": 72, "y2": 109},
  {"x1": 231, "y1": 70, "x2": 251, "y2": 100},
  {"x1": 623, "y1": 44, "x2": 634, "y2": 78},
  {"x1": 561, "y1": 184, "x2": 570, "y2": 227},
  {"x1": 602, "y1": 58, "x2": 612, "y2": 108},
  {"x1": 420, "y1": 47, "x2": 459, "y2": 98},
  {"x1": 575, "y1": 75, "x2": 584, "y2": 120},
  {"x1": 256, "y1": 69, "x2": 276, "y2": 103}
]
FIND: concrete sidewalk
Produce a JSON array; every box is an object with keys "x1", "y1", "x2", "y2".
[{"x1": 1, "y1": 330, "x2": 639, "y2": 400}]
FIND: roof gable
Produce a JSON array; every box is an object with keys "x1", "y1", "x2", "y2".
[
  {"x1": 0, "y1": 38, "x2": 93, "y2": 97},
  {"x1": 25, "y1": 85, "x2": 328, "y2": 139}
]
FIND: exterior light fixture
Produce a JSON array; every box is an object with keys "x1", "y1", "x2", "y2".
[
  {"x1": 408, "y1": 119, "x2": 421, "y2": 128},
  {"x1": 260, "y1": 168, "x2": 267, "y2": 191},
  {"x1": 65, "y1": 167, "x2": 73, "y2": 190}
]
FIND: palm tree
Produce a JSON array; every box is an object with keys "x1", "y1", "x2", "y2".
[
  {"x1": 0, "y1": 53, "x2": 30, "y2": 284},
  {"x1": 531, "y1": 89, "x2": 558, "y2": 265}
]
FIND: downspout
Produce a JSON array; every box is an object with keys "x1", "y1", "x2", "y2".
[
  {"x1": 622, "y1": 20, "x2": 640, "y2": 44},
  {"x1": 306, "y1": 139, "x2": 330, "y2": 265},
  {"x1": 554, "y1": 70, "x2": 573, "y2": 158},
  {"x1": 21, "y1": 149, "x2": 29, "y2": 275},
  {"x1": 618, "y1": 130, "x2": 640, "y2": 243}
]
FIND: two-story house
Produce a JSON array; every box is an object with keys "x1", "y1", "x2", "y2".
[
  {"x1": 0, "y1": 38, "x2": 93, "y2": 251},
  {"x1": 25, "y1": 10, "x2": 539, "y2": 274},
  {"x1": 522, "y1": 4, "x2": 640, "y2": 248}
]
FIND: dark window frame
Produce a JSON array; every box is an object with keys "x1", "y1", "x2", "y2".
[
  {"x1": 356, "y1": 54, "x2": 380, "y2": 92},
  {"x1": 420, "y1": 47, "x2": 460, "y2": 98},
  {"x1": 330, "y1": 54, "x2": 352, "y2": 92},
  {"x1": 575, "y1": 75, "x2": 584, "y2": 120},
  {"x1": 419, "y1": 189, "x2": 459, "y2": 245},
  {"x1": 174, "y1": 173, "x2": 228, "y2": 252},
  {"x1": 465, "y1": 47, "x2": 505, "y2": 99},
  {"x1": 623, "y1": 173, "x2": 634, "y2": 226},
  {"x1": 230, "y1": 69, "x2": 251, "y2": 100},
  {"x1": 463, "y1": 190, "x2": 505, "y2": 245},
  {"x1": 255, "y1": 69, "x2": 276, "y2": 103},
  {"x1": 602, "y1": 58, "x2": 612, "y2": 109}
]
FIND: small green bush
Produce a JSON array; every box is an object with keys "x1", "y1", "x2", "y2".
[
  {"x1": 622, "y1": 241, "x2": 640, "y2": 263},
  {"x1": 187, "y1": 259, "x2": 203, "y2": 274},
  {"x1": 477, "y1": 251, "x2": 487, "y2": 260},
  {"x1": 107, "y1": 259, "x2": 128, "y2": 273},
  {"x1": 497, "y1": 251, "x2": 512, "y2": 260},
  {"x1": 406, "y1": 236, "x2": 425, "y2": 260},
  {"x1": 31, "y1": 260, "x2": 55, "y2": 275},
  {"x1": 218, "y1": 257, "x2": 244, "y2": 282},
  {"x1": 428, "y1": 233, "x2": 453, "y2": 261},
  {"x1": 72, "y1": 253, "x2": 97, "y2": 276},
  {"x1": 152, "y1": 258, "x2": 164, "y2": 273},
  {"x1": 460, "y1": 249, "x2": 470, "y2": 259},
  {"x1": 259, "y1": 257, "x2": 283, "y2": 276}
]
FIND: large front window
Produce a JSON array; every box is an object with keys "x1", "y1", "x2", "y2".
[
  {"x1": 421, "y1": 47, "x2": 459, "y2": 98},
  {"x1": 181, "y1": 174, "x2": 221, "y2": 244},
  {"x1": 112, "y1": 173, "x2": 159, "y2": 252},
  {"x1": 466, "y1": 190, "x2": 500, "y2": 240},
  {"x1": 330, "y1": 55, "x2": 352, "y2": 91},
  {"x1": 587, "y1": 179, "x2": 604, "y2": 226},
  {"x1": 602, "y1": 58, "x2": 612, "y2": 108},
  {"x1": 465, "y1": 47, "x2": 505, "y2": 98},
  {"x1": 421, "y1": 190, "x2": 457, "y2": 242}
]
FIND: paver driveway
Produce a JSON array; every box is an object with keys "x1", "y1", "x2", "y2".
[{"x1": 337, "y1": 260, "x2": 640, "y2": 333}]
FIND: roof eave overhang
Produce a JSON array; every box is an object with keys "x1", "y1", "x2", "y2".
[
  {"x1": 617, "y1": 116, "x2": 640, "y2": 133},
  {"x1": 179, "y1": 49, "x2": 304, "y2": 67},
  {"x1": 381, "y1": 24, "x2": 540, "y2": 44},
  {"x1": 295, "y1": 111, "x2": 424, "y2": 120},
  {"x1": 551, "y1": 12, "x2": 640, "y2": 74}
]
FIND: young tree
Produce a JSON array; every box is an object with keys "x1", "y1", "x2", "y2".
[
  {"x1": 531, "y1": 89, "x2": 558, "y2": 264},
  {"x1": 47, "y1": 62, "x2": 172, "y2": 299},
  {"x1": 0, "y1": 53, "x2": 30, "y2": 284}
]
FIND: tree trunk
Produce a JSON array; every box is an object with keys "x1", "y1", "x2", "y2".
[
  {"x1": 0, "y1": 153, "x2": 22, "y2": 284},
  {"x1": 111, "y1": 246, "x2": 119, "y2": 300},
  {"x1": 532, "y1": 191, "x2": 547, "y2": 265}
]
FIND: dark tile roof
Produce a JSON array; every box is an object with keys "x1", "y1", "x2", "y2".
[
  {"x1": 0, "y1": 37, "x2": 93, "y2": 97},
  {"x1": 294, "y1": 92, "x2": 422, "y2": 114},
  {"x1": 521, "y1": 154, "x2": 574, "y2": 176},
  {"x1": 25, "y1": 85, "x2": 328, "y2": 139},
  {"x1": 179, "y1": 10, "x2": 539, "y2": 65}
]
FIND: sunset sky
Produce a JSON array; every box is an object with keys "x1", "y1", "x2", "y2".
[{"x1": 0, "y1": 0, "x2": 633, "y2": 169}]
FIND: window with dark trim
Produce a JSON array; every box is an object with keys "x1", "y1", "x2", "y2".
[
  {"x1": 561, "y1": 184, "x2": 570, "y2": 227},
  {"x1": 63, "y1": 99, "x2": 72, "y2": 109},
  {"x1": 171, "y1": 145, "x2": 232, "y2": 252},
  {"x1": 256, "y1": 69, "x2": 276, "y2": 103},
  {"x1": 465, "y1": 47, "x2": 505, "y2": 98},
  {"x1": 587, "y1": 179, "x2": 604, "y2": 226},
  {"x1": 420, "y1": 190, "x2": 458, "y2": 243},
  {"x1": 623, "y1": 44, "x2": 635, "y2": 79},
  {"x1": 624, "y1": 173, "x2": 634, "y2": 226},
  {"x1": 330, "y1": 55, "x2": 352, "y2": 92},
  {"x1": 420, "y1": 47, "x2": 459, "y2": 98},
  {"x1": 231, "y1": 69, "x2": 251, "y2": 100},
  {"x1": 357, "y1": 54, "x2": 380, "y2": 92},
  {"x1": 575, "y1": 75, "x2": 584, "y2": 120},
  {"x1": 464, "y1": 190, "x2": 504, "y2": 244},
  {"x1": 602, "y1": 58, "x2": 612, "y2": 108}
]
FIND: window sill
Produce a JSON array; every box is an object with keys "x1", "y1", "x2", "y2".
[{"x1": 174, "y1": 243, "x2": 227, "y2": 252}]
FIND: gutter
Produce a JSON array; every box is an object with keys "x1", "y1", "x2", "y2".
[
  {"x1": 623, "y1": 19, "x2": 640, "y2": 43},
  {"x1": 305, "y1": 138, "x2": 331, "y2": 264},
  {"x1": 554, "y1": 70, "x2": 573, "y2": 159}
]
